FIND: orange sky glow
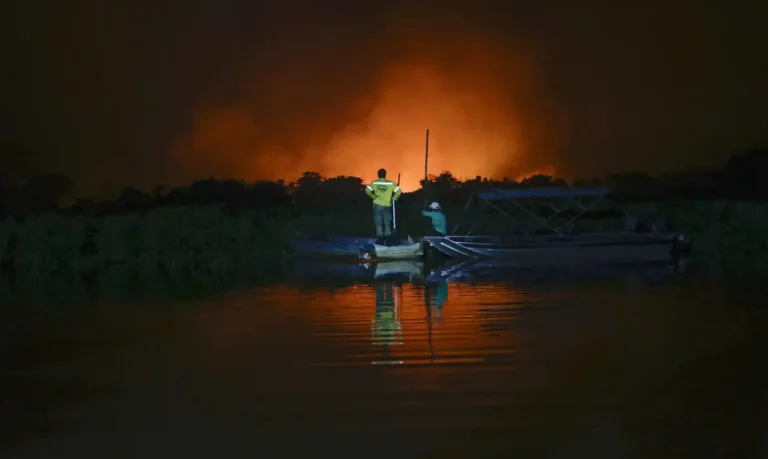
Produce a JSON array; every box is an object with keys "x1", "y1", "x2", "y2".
[{"x1": 172, "y1": 35, "x2": 560, "y2": 192}]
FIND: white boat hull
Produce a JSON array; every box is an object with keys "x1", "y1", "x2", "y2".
[{"x1": 369, "y1": 242, "x2": 423, "y2": 260}]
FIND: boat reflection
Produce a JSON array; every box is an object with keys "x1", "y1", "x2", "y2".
[
  {"x1": 424, "y1": 258, "x2": 687, "y2": 288},
  {"x1": 288, "y1": 257, "x2": 688, "y2": 369},
  {"x1": 367, "y1": 260, "x2": 424, "y2": 281},
  {"x1": 288, "y1": 260, "x2": 424, "y2": 286}
]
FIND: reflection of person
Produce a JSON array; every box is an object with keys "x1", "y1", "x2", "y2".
[
  {"x1": 424, "y1": 280, "x2": 448, "y2": 323},
  {"x1": 372, "y1": 281, "x2": 403, "y2": 347},
  {"x1": 421, "y1": 202, "x2": 447, "y2": 236},
  {"x1": 364, "y1": 168, "x2": 401, "y2": 246},
  {"x1": 423, "y1": 280, "x2": 448, "y2": 362}
]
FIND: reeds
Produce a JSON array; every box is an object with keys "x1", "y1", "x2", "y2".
[
  {"x1": 1, "y1": 206, "x2": 291, "y2": 277},
  {"x1": 643, "y1": 200, "x2": 768, "y2": 253},
  {"x1": 1, "y1": 201, "x2": 767, "y2": 279}
]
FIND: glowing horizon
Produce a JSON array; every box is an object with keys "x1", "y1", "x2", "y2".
[{"x1": 172, "y1": 37, "x2": 560, "y2": 192}]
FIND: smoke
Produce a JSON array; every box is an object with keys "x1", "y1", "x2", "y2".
[
  {"x1": 172, "y1": 6, "x2": 562, "y2": 190},
  {"x1": 6, "y1": 1, "x2": 768, "y2": 200}
]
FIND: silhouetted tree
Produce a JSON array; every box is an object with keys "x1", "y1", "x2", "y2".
[
  {"x1": 22, "y1": 174, "x2": 74, "y2": 212},
  {"x1": 322, "y1": 176, "x2": 368, "y2": 208},
  {"x1": 151, "y1": 185, "x2": 166, "y2": 203},
  {"x1": 293, "y1": 171, "x2": 325, "y2": 209},
  {"x1": 71, "y1": 198, "x2": 97, "y2": 216},
  {"x1": 605, "y1": 173, "x2": 656, "y2": 200},
  {"x1": 572, "y1": 178, "x2": 591, "y2": 188},
  {"x1": 723, "y1": 149, "x2": 768, "y2": 199},
  {"x1": 433, "y1": 172, "x2": 460, "y2": 188},
  {"x1": 296, "y1": 171, "x2": 323, "y2": 189},
  {"x1": 4, "y1": 144, "x2": 768, "y2": 217},
  {"x1": 248, "y1": 180, "x2": 290, "y2": 207},
  {"x1": 520, "y1": 174, "x2": 557, "y2": 188},
  {"x1": 185, "y1": 177, "x2": 248, "y2": 205},
  {"x1": 115, "y1": 187, "x2": 152, "y2": 212},
  {"x1": 659, "y1": 168, "x2": 720, "y2": 200}
]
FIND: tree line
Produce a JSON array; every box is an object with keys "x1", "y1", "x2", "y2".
[{"x1": 1, "y1": 148, "x2": 766, "y2": 218}]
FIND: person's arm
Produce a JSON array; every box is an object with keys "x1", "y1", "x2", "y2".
[
  {"x1": 392, "y1": 184, "x2": 401, "y2": 201},
  {"x1": 365, "y1": 184, "x2": 375, "y2": 200}
]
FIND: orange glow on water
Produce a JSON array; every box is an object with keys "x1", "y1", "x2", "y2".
[{"x1": 187, "y1": 280, "x2": 528, "y2": 372}]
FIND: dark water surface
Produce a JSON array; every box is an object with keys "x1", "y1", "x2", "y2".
[{"x1": 2, "y1": 261, "x2": 767, "y2": 458}]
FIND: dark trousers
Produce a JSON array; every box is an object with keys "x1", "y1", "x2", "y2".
[{"x1": 373, "y1": 204, "x2": 393, "y2": 237}]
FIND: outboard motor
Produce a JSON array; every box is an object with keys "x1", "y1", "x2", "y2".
[
  {"x1": 652, "y1": 216, "x2": 671, "y2": 233},
  {"x1": 637, "y1": 215, "x2": 670, "y2": 233},
  {"x1": 670, "y1": 233, "x2": 691, "y2": 265},
  {"x1": 360, "y1": 261, "x2": 374, "y2": 271},
  {"x1": 358, "y1": 249, "x2": 377, "y2": 263}
]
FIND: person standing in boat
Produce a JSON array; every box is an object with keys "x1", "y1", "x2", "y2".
[
  {"x1": 421, "y1": 202, "x2": 447, "y2": 236},
  {"x1": 365, "y1": 168, "x2": 401, "y2": 246}
]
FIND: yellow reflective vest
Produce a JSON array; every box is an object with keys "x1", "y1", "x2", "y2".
[{"x1": 365, "y1": 178, "x2": 401, "y2": 207}]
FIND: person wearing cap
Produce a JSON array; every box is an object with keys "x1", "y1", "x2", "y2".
[
  {"x1": 421, "y1": 202, "x2": 447, "y2": 235},
  {"x1": 364, "y1": 168, "x2": 401, "y2": 245}
]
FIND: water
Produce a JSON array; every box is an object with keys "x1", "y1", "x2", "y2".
[{"x1": 2, "y1": 261, "x2": 767, "y2": 458}]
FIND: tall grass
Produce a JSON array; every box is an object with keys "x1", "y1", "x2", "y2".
[
  {"x1": 1, "y1": 201, "x2": 767, "y2": 278},
  {"x1": 636, "y1": 200, "x2": 768, "y2": 253},
  {"x1": 1, "y1": 206, "x2": 294, "y2": 277}
]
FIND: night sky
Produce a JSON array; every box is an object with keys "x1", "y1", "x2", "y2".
[{"x1": 4, "y1": 0, "x2": 767, "y2": 197}]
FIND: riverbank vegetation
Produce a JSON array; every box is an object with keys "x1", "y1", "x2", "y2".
[{"x1": 1, "y1": 149, "x2": 767, "y2": 277}]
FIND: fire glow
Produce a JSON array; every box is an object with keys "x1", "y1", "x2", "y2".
[{"x1": 173, "y1": 41, "x2": 558, "y2": 191}]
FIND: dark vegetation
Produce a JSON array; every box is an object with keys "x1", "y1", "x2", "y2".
[{"x1": 1, "y1": 148, "x2": 767, "y2": 279}]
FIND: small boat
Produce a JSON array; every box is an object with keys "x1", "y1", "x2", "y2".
[
  {"x1": 359, "y1": 242, "x2": 423, "y2": 261},
  {"x1": 290, "y1": 235, "x2": 421, "y2": 260},
  {"x1": 424, "y1": 186, "x2": 690, "y2": 265},
  {"x1": 424, "y1": 233, "x2": 685, "y2": 265}
]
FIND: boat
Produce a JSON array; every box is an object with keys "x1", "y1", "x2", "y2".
[
  {"x1": 290, "y1": 235, "x2": 422, "y2": 260},
  {"x1": 358, "y1": 242, "x2": 423, "y2": 261},
  {"x1": 424, "y1": 186, "x2": 690, "y2": 265}
]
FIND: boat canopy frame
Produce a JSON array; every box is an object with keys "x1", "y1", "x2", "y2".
[{"x1": 451, "y1": 186, "x2": 624, "y2": 236}]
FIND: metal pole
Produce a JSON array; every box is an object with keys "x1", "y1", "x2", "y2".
[
  {"x1": 392, "y1": 201, "x2": 397, "y2": 231},
  {"x1": 423, "y1": 129, "x2": 429, "y2": 206},
  {"x1": 392, "y1": 173, "x2": 400, "y2": 231}
]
